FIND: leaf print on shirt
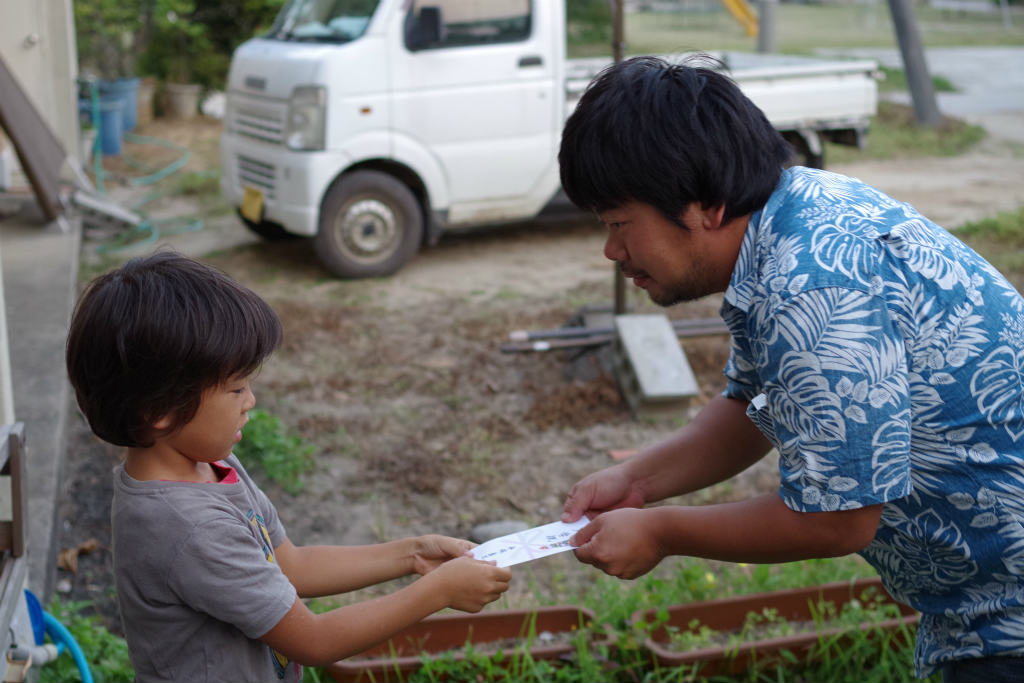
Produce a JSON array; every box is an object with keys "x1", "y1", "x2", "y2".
[
  {"x1": 882, "y1": 219, "x2": 972, "y2": 291},
  {"x1": 971, "y1": 344, "x2": 1024, "y2": 442},
  {"x1": 767, "y1": 289, "x2": 881, "y2": 365},
  {"x1": 887, "y1": 509, "x2": 978, "y2": 592},
  {"x1": 810, "y1": 219, "x2": 880, "y2": 284},
  {"x1": 775, "y1": 351, "x2": 846, "y2": 443},
  {"x1": 787, "y1": 167, "x2": 864, "y2": 204},
  {"x1": 871, "y1": 411, "x2": 912, "y2": 501}
]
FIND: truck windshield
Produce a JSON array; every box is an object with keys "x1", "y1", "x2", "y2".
[{"x1": 266, "y1": 0, "x2": 379, "y2": 43}]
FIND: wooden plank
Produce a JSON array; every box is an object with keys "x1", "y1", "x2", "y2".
[
  {"x1": 7, "y1": 424, "x2": 24, "y2": 558},
  {"x1": 0, "y1": 424, "x2": 25, "y2": 557},
  {"x1": 0, "y1": 51, "x2": 66, "y2": 220}
]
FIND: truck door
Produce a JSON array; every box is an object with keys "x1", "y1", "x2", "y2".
[{"x1": 391, "y1": 1, "x2": 557, "y2": 212}]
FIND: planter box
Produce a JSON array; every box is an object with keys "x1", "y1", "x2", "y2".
[
  {"x1": 327, "y1": 605, "x2": 607, "y2": 682},
  {"x1": 633, "y1": 576, "x2": 919, "y2": 677}
]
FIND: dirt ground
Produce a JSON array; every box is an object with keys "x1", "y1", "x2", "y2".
[{"x1": 57, "y1": 110, "x2": 1024, "y2": 634}]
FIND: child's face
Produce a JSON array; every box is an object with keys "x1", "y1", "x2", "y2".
[{"x1": 159, "y1": 374, "x2": 256, "y2": 463}]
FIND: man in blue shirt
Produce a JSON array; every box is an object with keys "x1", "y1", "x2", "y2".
[{"x1": 558, "y1": 55, "x2": 1024, "y2": 682}]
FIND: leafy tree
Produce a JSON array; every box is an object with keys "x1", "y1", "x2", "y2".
[{"x1": 73, "y1": 0, "x2": 146, "y2": 78}]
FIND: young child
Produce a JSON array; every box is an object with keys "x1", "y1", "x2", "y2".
[{"x1": 65, "y1": 250, "x2": 511, "y2": 683}]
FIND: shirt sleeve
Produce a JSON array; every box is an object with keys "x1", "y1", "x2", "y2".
[
  {"x1": 167, "y1": 510, "x2": 297, "y2": 639},
  {"x1": 750, "y1": 287, "x2": 914, "y2": 512}
]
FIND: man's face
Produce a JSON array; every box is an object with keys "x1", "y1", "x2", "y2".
[{"x1": 597, "y1": 201, "x2": 729, "y2": 307}]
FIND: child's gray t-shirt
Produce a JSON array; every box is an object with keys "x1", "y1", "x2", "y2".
[{"x1": 112, "y1": 455, "x2": 301, "y2": 682}]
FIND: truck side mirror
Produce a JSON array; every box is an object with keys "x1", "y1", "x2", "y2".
[{"x1": 405, "y1": 6, "x2": 445, "y2": 51}]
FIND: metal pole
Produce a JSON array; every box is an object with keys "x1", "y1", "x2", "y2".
[
  {"x1": 612, "y1": 0, "x2": 627, "y2": 315},
  {"x1": 757, "y1": 0, "x2": 777, "y2": 54},
  {"x1": 887, "y1": 0, "x2": 942, "y2": 126}
]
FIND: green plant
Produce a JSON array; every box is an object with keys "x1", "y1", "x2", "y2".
[
  {"x1": 877, "y1": 65, "x2": 957, "y2": 94},
  {"x1": 954, "y1": 207, "x2": 1024, "y2": 291},
  {"x1": 956, "y1": 207, "x2": 1024, "y2": 241},
  {"x1": 39, "y1": 598, "x2": 133, "y2": 683},
  {"x1": 137, "y1": 0, "x2": 284, "y2": 89},
  {"x1": 233, "y1": 408, "x2": 316, "y2": 494},
  {"x1": 73, "y1": 0, "x2": 144, "y2": 78},
  {"x1": 567, "y1": 0, "x2": 613, "y2": 47},
  {"x1": 825, "y1": 101, "x2": 987, "y2": 163}
]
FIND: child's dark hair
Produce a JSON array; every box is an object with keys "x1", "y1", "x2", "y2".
[
  {"x1": 66, "y1": 250, "x2": 282, "y2": 448},
  {"x1": 559, "y1": 54, "x2": 792, "y2": 226}
]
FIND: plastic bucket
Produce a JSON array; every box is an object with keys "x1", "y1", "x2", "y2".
[
  {"x1": 98, "y1": 97, "x2": 123, "y2": 156},
  {"x1": 98, "y1": 77, "x2": 140, "y2": 132}
]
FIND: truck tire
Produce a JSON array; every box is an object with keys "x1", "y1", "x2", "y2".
[
  {"x1": 314, "y1": 170, "x2": 424, "y2": 278},
  {"x1": 784, "y1": 130, "x2": 825, "y2": 170},
  {"x1": 237, "y1": 211, "x2": 300, "y2": 242}
]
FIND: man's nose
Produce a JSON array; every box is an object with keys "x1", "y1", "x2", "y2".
[
  {"x1": 603, "y1": 230, "x2": 625, "y2": 262},
  {"x1": 243, "y1": 387, "x2": 256, "y2": 412}
]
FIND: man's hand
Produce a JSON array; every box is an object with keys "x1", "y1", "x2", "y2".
[
  {"x1": 410, "y1": 535, "x2": 475, "y2": 575},
  {"x1": 562, "y1": 464, "x2": 645, "y2": 523},
  {"x1": 570, "y1": 508, "x2": 664, "y2": 579}
]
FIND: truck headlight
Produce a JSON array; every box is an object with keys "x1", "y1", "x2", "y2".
[{"x1": 285, "y1": 85, "x2": 326, "y2": 151}]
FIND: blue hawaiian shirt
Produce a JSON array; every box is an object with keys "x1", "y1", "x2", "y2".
[{"x1": 721, "y1": 167, "x2": 1024, "y2": 676}]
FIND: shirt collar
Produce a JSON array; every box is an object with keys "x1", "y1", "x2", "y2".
[{"x1": 722, "y1": 168, "x2": 792, "y2": 313}]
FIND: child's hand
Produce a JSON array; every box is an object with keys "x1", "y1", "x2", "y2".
[
  {"x1": 426, "y1": 555, "x2": 511, "y2": 613},
  {"x1": 410, "y1": 534, "x2": 476, "y2": 575}
]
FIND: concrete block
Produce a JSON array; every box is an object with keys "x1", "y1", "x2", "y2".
[{"x1": 613, "y1": 314, "x2": 699, "y2": 418}]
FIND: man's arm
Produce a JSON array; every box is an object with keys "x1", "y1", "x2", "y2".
[
  {"x1": 626, "y1": 394, "x2": 774, "y2": 500},
  {"x1": 572, "y1": 494, "x2": 883, "y2": 578},
  {"x1": 564, "y1": 395, "x2": 773, "y2": 521}
]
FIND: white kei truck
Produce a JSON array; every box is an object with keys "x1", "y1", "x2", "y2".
[{"x1": 220, "y1": 0, "x2": 879, "y2": 278}]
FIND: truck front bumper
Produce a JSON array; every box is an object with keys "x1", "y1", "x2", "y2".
[{"x1": 220, "y1": 134, "x2": 351, "y2": 237}]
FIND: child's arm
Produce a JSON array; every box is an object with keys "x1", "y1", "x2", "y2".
[
  {"x1": 259, "y1": 554, "x2": 510, "y2": 666},
  {"x1": 274, "y1": 534, "x2": 473, "y2": 597}
]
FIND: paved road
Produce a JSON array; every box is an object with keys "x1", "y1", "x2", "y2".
[{"x1": 818, "y1": 46, "x2": 1024, "y2": 142}]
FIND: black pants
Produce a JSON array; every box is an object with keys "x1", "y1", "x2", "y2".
[{"x1": 942, "y1": 655, "x2": 1024, "y2": 683}]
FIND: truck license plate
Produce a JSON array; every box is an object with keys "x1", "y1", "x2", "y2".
[{"x1": 241, "y1": 187, "x2": 264, "y2": 223}]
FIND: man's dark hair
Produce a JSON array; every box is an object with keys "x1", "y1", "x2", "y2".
[
  {"x1": 558, "y1": 55, "x2": 792, "y2": 225},
  {"x1": 65, "y1": 250, "x2": 283, "y2": 448}
]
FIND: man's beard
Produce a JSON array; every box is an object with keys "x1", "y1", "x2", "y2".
[{"x1": 633, "y1": 266, "x2": 715, "y2": 307}]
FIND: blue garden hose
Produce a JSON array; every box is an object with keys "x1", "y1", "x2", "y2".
[
  {"x1": 23, "y1": 589, "x2": 94, "y2": 683},
  {"x1": 78, "y1": 77, "x2": 205, "y2": 254},
  {"x1": 42, "y1": 611, "x2": 94, "y2": 683}
]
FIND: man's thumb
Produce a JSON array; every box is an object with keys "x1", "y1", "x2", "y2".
[{"x1": 569, "y1": 518, "x2": 598, "y2": 547}]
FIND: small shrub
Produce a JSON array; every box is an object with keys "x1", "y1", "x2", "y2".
[
  {"x1": 39, "y1": 598, "x2": 133, "y2": 683},
  {"x1": 233, "y1": 408, "x2": 316, "y2": 494}
]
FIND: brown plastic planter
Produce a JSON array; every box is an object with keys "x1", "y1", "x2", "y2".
[
  {"x1": 632, "y1": 576, "x2": 920, "y2": 677},
  {"x1": 326, "y1": 605, "x2": 606, "y2": 682}
]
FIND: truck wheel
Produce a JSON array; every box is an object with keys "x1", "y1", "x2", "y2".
[
  {"x1": 237, "y1": 211, "x2": 300, "y2": 242},
  {"x1": 314, "y1": 171, "x2": 423, "y2": 278},
  {"x1": 784, "y1": 130, "x2": 825, "y2": 170}
]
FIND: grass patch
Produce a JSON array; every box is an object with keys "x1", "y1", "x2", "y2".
[
  {"x1": 877, "y1": 65, "x2": 957, "y2": 94},
  {"x1": 233, "y1": 408, "x2": 316, "y2": 495},
  {"x1": 955, "y1": 208, "x2": 1024, "y2": 290},
  {"x1": 570, "y1": 4, "x2": 1024, "y2": 56},
  {"x1": 826, "y1": 101, "x2": 987, "y2": 163}
]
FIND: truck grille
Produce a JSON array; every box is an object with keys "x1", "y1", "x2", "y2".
[
  {"x1": 237, "y1": 155, "x2": 276, "y2": 198},
  {"x1": 228, "y1": 93, "x2": 286, "y2": 145}
]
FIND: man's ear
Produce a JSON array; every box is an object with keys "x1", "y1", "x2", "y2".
[{"x1": 696, "y1": 203, "x2": 727, "y2": 231}]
